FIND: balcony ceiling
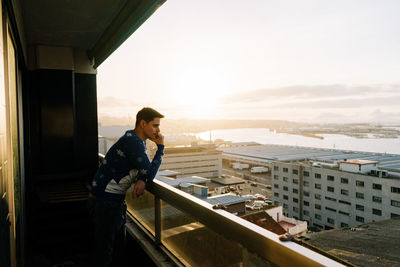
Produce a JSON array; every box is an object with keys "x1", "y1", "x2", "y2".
[
  {"x1": 21, "y1": 0, "x2": 166, "y2": 67},
  {"x1": 22, "y1": 0, "x2": 128, "y2": 49}
]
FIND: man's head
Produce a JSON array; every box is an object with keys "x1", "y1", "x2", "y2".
[{"x1": 135, "y1": 107, "x2": 164, "y2": 140}]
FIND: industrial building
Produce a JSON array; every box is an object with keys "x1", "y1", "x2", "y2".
[{"x1": 218, "y1": 144, "x2": 400, "y2": 230}]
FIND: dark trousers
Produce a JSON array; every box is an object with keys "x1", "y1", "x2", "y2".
[{"x1": 87, "y1": 197, "x2": 127, "y2": 267}]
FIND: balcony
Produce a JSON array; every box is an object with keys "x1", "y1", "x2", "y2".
[{"x1": 122, "y1": 167, "x2": 346, "y2": 266}]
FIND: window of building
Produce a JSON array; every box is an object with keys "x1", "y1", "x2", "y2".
[
  {"x1": 315, "y1": 173, "x2": 321, "y2": 179},
  {"x1": 325, "y1": 207, "x2": 337, "y2": 212},
  {"x1": 292, "y1": 169, "x2": 298, "y2": 175},
  {"x1": 293, "y1": 178, "x2": 298, "y2": 184},
  {"x1": 274, "y1": 192, "x2": 279, "y2": 197},
  {"x1": 283, "y1": 186, "x2": 288, "y2": 191},
  {"x1": 341, "y1": 223, "x2": 349, "y2": 228},
  {"x1": 315, "y1": 204, "x2": 321, "y2": 210},
  {"x1": 315, "y1": 194, "x2": 321, "y2": 200},
  {"x1": 327, "y1": 186, "x2": 334, "y2": 192},
  {"x1": 372, "y1": 183, "x2": 382, "y2": 190},
  {"x1": 314, "y1": 223, "x2": 323, "y2": 229},
  {"x1": 304, "y1": 201, "x2": 310, "y2": 206},
  {"x1": 283, "y1": 195, "x2": 289, "y2": 200},
  {"x1": 293, "y1": 207, "x2": 299, "y2": 212},
  {"x1": 283, "y1": 203, "x2": 288, "y2": 209},
  {"x1": 293, "y1": 188, "x2": 298, "y2": 194},
  {"x1": 356, "y1": 180, "x2": 364, "y2": 187},
  {"x1": 274, "y1": 166, "x2": 279, "y2": 171},
  {"x1": 339, "y1": 210, "x2": 350, "y2": 216},
  {"x1": 391, "y1": 187, "x2": 400, "y2": 194},
  {"x1": 356, "y1": 204, "x2": 364, "y2": 211},
  {"x1": 303, "y1": 191, "x2": 310, "y2": 197},
  {"x1": 274, "y1": 201, "x2": 279, "y2": 205},
  {"x1": 315, "y1": 214, "x2": 321, "y2": 220},
  {"x1": 327, "y1": 218, "x2": 335, "y2": 224},
  {"x1": 303, "y1": 210, "x2": 310, "y2": 216},
  {"x1": 372, "y1": 209, "x2": 382, "y2": 216},
  {"x1": 339, "y1": 200, "x2": 351, "y2": 205},
  {"x1": 315, "y1": 183, "x2": 321, "y2": 189},
  {"x1": 273, "y1": 175, "x2": 279, "y2": 180},
  {"x1": 303, "y1": 181, "x2": 309, "y2": 187},
  {"x1": 341, "y1": 189, "x2": 349, "y2": 196},
  {"x1": 356, "y1": 192, "x2": 364, "y2": 199},
  {"x1": 325, "y1": 196, "x2": 337, "y2": 202},
  {"x1": 303, "y1": 171, "x2": 310, "y2": 177},
  {"x1": 293, "y1": 198, "x2": 298, "y2": 203},
  {"x1": 283, "y1": 176, "x2": 288, "y2": 182},
  {"x1": 372, "y1": 196, "x2": 382, "y2": 203},
  {"x1": 391, "y1": 200, "x2": 400, "y2": 208},
  {"x1": 391, "y1": 213, "x2": 400, "y2": 218},
  {"x1": 274, "y1": 184, "x2": 279, "y2": 189},
  {"x1": 327, "y1": 175, "x2": 334, "y2": 181},
  {"x1": 283, "y1": 167, "x2": 288, "y2": 173},
  {"x1": 341, "y1": 177, "x2": 348, "y2": 184},
  {"x1": 356, "y1": 216, "x2": 364, "y2": 223}
]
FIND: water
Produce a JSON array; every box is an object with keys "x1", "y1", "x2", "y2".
[{"x1": 195, "y1": 128, "x2": 400, "y2": 154}]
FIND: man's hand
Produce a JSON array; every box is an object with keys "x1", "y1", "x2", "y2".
[
  {"x1": 132, "y1": 179, "x2": 146, "y2": 199},
  {"x1": 152, "y1": 133, "x2": 164, "y2": 145}
]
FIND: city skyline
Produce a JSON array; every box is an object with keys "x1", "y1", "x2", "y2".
[{"x1": 97, "y1": 0, "x2": 400, "y2": 123}]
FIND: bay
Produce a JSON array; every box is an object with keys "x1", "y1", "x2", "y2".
[{"x1": 195, "y1": 128, "x2": 400, "y2": 155}]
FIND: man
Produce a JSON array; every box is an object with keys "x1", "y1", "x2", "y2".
[{"x1": 88, "y1": 107, "x2": 165, "y2": 267}]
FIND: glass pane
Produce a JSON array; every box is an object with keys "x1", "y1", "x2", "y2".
[
  {"x1": 125, "y1": 187, "x2": 155, "y2": 235},
  {"x1": 160, "y1": 200, "x2": 273, "y2": 266}
]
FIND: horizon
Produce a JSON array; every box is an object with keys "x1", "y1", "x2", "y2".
[{"x1": 97, "y1": 0, "x2": 400, "y2": 124}]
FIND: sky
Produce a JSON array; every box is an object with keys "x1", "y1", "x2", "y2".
[{"x1": 97, "y1": 0, "x2": 400, "y2": 124}]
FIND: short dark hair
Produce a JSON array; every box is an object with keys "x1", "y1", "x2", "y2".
[{"x1": 135, "y1": 107, "x2": 164, "y2": 126}]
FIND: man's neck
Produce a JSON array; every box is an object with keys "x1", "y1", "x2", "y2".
[{"x1": 134, "y1": 128, "x2": 147, "y2": 141}]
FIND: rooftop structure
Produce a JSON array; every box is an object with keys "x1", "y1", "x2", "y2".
[{"x1": 307, "y1": 217, "x2": 400, "y2": 266}]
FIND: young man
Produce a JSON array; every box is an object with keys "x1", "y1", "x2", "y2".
[{"x1": 88, "y1": 107, "x2": 165, "y2": 267}]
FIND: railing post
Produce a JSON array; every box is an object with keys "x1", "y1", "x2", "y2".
[{"x1": 154, "y1": 196, "x2": 161, "y2": 246}]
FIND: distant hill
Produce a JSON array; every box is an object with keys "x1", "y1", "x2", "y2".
[{"x1": 98, "y1": 116, "x2": 303, "y2": 135}]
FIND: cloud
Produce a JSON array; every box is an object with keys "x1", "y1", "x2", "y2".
[
  {"x1": 98, "y1": 96, "x2": 138, "y2": 108},
  {"x1": 272, "y1": 95, "x2": 400, "y2": 109},
  {"x1": 220, "y1": 84, "x2": 400, "y2": 104}
]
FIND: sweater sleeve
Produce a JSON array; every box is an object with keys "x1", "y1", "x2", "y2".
[{"x1": 125, "y1": 137, "x2": 164, "y2": 183}]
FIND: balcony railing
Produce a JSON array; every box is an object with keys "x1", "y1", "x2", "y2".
[{"x1": 125, "y1": 177, "x2": 346, "y2": 266}]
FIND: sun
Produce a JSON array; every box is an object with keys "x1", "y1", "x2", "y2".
[{"x1": 173, "y1": 66, "x2": 229, "y2": 119}]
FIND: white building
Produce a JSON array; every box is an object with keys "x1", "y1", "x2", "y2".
[
  {"x1": 160, "y1": 145, "x2": 222, "y2": 178},
  {"x1": 272, "y1": 160, "x2": 400, "y2": 230},
  {"x1": 216, "y1": 144, "x2": 400, "y2": 230}
]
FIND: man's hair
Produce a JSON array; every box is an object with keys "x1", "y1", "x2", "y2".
[{"x1": 135, "y1": 107, "x2": 164, "y2": 126}]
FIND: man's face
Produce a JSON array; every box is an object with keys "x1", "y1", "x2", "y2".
[{"x1": 142, "y1": 117, "x2": 161, "y2": 140}]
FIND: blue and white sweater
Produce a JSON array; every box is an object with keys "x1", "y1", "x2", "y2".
[{"x1": 91, "y1": 130, "x2": 164, "y2": 202}]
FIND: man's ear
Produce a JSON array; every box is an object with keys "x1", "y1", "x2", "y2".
[{"x1": 139, "y1": 120, "x2": 147, "y2": 128}]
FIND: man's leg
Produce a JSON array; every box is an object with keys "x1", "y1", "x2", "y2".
[
  {"x1": 112, "y1": 201, "x2": 127, "y2": 266},
  {"x1": 93, "y1": 200, "x2": 126, "y2": 267}
]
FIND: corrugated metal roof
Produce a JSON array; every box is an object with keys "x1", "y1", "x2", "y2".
[
  {"x1": 219, "y1": 144, "x2": 400, "y2": 172},
  {"x1": 204, "y1": 194, "x2": 251, "y2": 206}
]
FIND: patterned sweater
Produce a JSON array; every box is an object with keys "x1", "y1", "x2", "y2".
[{"x1": 91, "y1": 130, "x2": 164, "y2": 202}]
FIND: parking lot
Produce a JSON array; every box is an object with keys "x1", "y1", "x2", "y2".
[{"x1": 222, "y1": 163, "x2": 272, "y2": 200}]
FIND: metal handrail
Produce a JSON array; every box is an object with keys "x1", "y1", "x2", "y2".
[{"x1": 146, "y1": 178, "x2": 344, "y2": 267}]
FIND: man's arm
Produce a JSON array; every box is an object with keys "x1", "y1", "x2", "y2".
[{"x1": 127, "y1": 134, "x2": 164, "y2": 198}]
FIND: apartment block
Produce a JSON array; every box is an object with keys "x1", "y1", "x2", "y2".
[{"x1": 272, "y1": 160, "x2": 400, "y2": 230}]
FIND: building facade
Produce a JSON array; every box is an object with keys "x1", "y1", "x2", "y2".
[
  {"x1": 272, "y1": 161, "x2": 400, "y2": 230},
  {"x1": 160, "y1": 146, "x2": 222, "y2": 178}
]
